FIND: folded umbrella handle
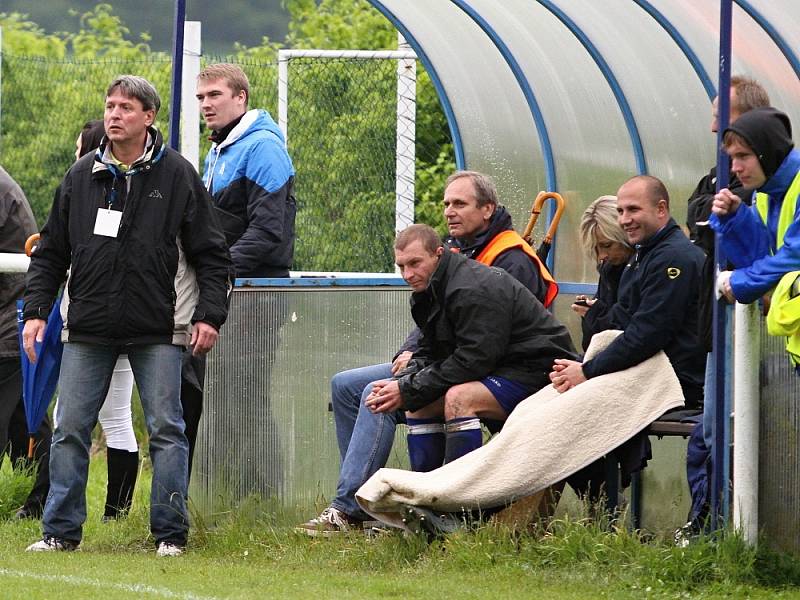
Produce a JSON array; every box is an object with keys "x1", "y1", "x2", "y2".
[
  {"x1": 522, "y1": 192, "x2": 566, "y2": 246},
  {"x1": 25, "y1": 233, "x2": 41, "y2": 257}
]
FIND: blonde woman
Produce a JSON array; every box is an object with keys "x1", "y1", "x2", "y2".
[{"x1": 572, "y1": 195, "x2": 633, "y2": 351}]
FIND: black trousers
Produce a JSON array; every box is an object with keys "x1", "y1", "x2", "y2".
[
  {"x1": 180, "y1": 351, "x2": 205, "y2": 484},
  {"x1": 0, "y1": 356, "x2": 52, "y2": 510}
]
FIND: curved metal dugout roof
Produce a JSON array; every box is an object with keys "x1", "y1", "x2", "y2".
[{"x1": 367, "y1": 0, "x2": 800, "y2": 285}]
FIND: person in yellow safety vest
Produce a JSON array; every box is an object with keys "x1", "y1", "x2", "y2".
[
  {"x1": 766, "y1": 271, "x2": 800, "y2": 366},
  {"x1": 711, "y1": 107, "x2": 800, "y2": 368}
]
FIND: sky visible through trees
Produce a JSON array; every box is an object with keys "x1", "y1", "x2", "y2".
[{"x1": 1, "y1": 0, "x2": 291, "y2": 54}]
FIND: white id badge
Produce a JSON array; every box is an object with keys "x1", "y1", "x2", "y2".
[{"x1": 93, "y1": 208, "x2": 123, "y2": 238}]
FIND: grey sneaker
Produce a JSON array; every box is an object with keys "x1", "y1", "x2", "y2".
[
  {"x1": 26, "y1": 536, "x2": 79, "y2": 552},
  {"x1": 156, "y1": 541, "x2": 184, "y2": 557},
  {"x1": 296, "y1": 507, "x2": 360, "y2": 537}
]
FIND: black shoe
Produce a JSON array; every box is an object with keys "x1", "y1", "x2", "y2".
[{"x1": 401, "y1": 505, "x2": 463, "y2": 538}]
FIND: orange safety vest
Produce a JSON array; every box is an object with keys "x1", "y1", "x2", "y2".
[{"x1": 474, "y1": 230, "x2": 559, "y2": 308}]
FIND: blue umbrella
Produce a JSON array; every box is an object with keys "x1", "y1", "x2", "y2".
[{"x1": 16, "y1": 297, "x2": 63, "y2": 458}]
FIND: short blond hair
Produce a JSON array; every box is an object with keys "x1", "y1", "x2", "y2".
[
  {"x1": 579, "y1": 195, "x2": 630, "y2": 260},
  {"x1": 198, "y1": 63, "x2": 250, "y2": 106}
]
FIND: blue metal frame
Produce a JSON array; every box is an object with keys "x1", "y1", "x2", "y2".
[
  {"x1": 556, "y1": 282, "x2": 598, "y2": 296},
  {"x1": 452, "y1": 1, "x2": 558, "y2": 195},
  {"x1": 711, "y1": 0, "x2": 733, "y2": 529},
  {"x1": 536, "y1": 0, "x2": 648, "y2": 176},
  {"x1": 735, "y1": 0, "x2": 800, "y2": 80},
  {"x1": 236, "y1": 277, "x2": 407, "y2": 288},
  {"x1": 169, "y1": 0, "x2": 186, "y2": 150},
  {"x1": 366, "y1": 1, "x2": 466, "y2": 169},
  {"x1": 452, "y1": 1, "x2": 560, "y2": 273},
  {"x1": 632, "y1": 0, "x2": 717, "y2": 99}
]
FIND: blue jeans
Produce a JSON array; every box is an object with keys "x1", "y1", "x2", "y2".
[
  {"x1": 43, "y1": 342, "x2": 188, "y2": 545},
  {"x1": 330, "y1": 363, "x2": 396, "y2": 520}
]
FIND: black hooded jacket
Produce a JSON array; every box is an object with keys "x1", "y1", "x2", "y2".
[{"x1": 725, "y1": 107, "x2": 794, "y2": 180}]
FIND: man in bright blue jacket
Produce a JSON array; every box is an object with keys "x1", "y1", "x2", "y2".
[
  {"x1": 182, "y1": 64, "x2": 296, "y2": 484},
  {"x1": 197, "y1": 63, "x2": 296, "y2": 278},
  {"x1": 711, "y1": 107, "x2": 799, "y2": 303}
]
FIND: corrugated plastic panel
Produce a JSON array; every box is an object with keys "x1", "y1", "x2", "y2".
[
  {"x1": 758, "y1": 324, "x2": 800, "y2": 554},
  {"x1": 191, "y1": 285, "x2": 414, "y2": 517}
]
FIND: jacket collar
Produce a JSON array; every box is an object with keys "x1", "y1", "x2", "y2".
[
  {"x1": 209, "y1": 113, "x2": 245, "y2": 145},
  {"x1": 410, "y1": 249, "x2": 453, "y2": 313},
  {"x1": 630, "y1": 218, "x2": 679, "y2": 266},
  {"x1": 213, "y1": 109, "x2": 259, "y2": 151},
  {"x1": 92, "y1": 126, "x2": 165, "y2": 178}
]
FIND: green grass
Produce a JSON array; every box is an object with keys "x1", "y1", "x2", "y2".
[{"x1": 1, "y1": 457, "x2": 800, "y2": 599}]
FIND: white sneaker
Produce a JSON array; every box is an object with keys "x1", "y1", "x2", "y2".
[
  {"x1": 296, "y1": 506, "x2": 359, "y2": 537},
  {"x1": 26, "y1": 536, "x2": 79, "y2": 552},
  {"x1": 156, "y1": 541, "x2": 184, "y2": 557}
]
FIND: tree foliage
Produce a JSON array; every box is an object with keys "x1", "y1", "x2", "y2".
[{"x1": 0, "y1": 1, "x2": 453, "y2": 272}]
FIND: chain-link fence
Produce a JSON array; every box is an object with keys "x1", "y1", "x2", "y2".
[
  {"x1": 1, "y1": 51, "x2": 449, "y2": 273},
  {"x1": 282, "y1": 54, "x2": 413, "y2": 273}
]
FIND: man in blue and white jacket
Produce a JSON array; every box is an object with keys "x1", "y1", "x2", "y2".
[
  {"x1": 185, "y1": 64, "x2": 296, "y2": 487},
  {"x1": 196, "y1": 63, "x2": 296, "y2": 278}
]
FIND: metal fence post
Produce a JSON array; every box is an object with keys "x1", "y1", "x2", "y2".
[
  {"x1": 711, "y1": 0, "x2": 733, "y2": 528},
  {"x1": 180, "y1": 21, "x2": 201, "y2": 171},
  {"x1": 169, "y1": 0, "x2": 187, "y2": 150},
  {"x1": 733, "y1": 302, "x2": 760, "y2": 544},
  {"x1": 395, "y1": 33, "x2": 416, "y2": 240},
  {"x1": 278, "y1": 50, "x2": 289, "y2": 143}
]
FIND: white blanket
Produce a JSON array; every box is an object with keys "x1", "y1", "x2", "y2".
[{"x1": 356, "y1": 330, "x2": 685, "y2": 530}]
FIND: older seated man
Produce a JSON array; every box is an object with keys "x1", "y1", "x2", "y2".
[{"x1": 298, "y1": 172, "x2": 557, "y2": 536}]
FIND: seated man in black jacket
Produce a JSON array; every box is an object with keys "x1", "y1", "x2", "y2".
[
  {"x1": 551, "y1": 175, "x2": 706, "y2": 408},
  {"x1": 368, "y1": 224, "x2": 576, "y2": 472},
  {"x1": 298, "y1": 171, "x2": 556, "y2": 536}
]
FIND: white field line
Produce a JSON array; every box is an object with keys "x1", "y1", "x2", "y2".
[{"x1": 0, "y1": 568, "x2": 221, "y2": 600}]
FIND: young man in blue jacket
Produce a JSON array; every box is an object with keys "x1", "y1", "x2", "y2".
[
  {"x1": 196, "y1": 63, "x2": 296, "y2": 278},
  {"x1": 711, "y1": 107, "x2": 799, "y2": 304},
  {"x1": 183, "y1": 64, "x2": 297, "y2": 483}
]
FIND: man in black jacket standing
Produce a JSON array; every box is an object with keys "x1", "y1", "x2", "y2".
[
  {"x1": 687, "y1": 75, "x2": 769, "y2": 351},
  {"x1": 0, "y1": 166, "x2": 51, "y2": 519},
  {"x1": 22, "y1": 76, "x2": 232, "y2": 556},
  {"x1": 551, "y1": 175, "x2": 705, "y2": 408},
  {"x1": 368, "y1": 224, "x2": 575, "y2": 471}
]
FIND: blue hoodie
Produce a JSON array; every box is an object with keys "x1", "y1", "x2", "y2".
[
  {"x1": 203, "y1": 109, "x2": 296, "y2": 278},
  {"x1": 711, "y1": 149, "x2": 800, "y2": 303}
]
